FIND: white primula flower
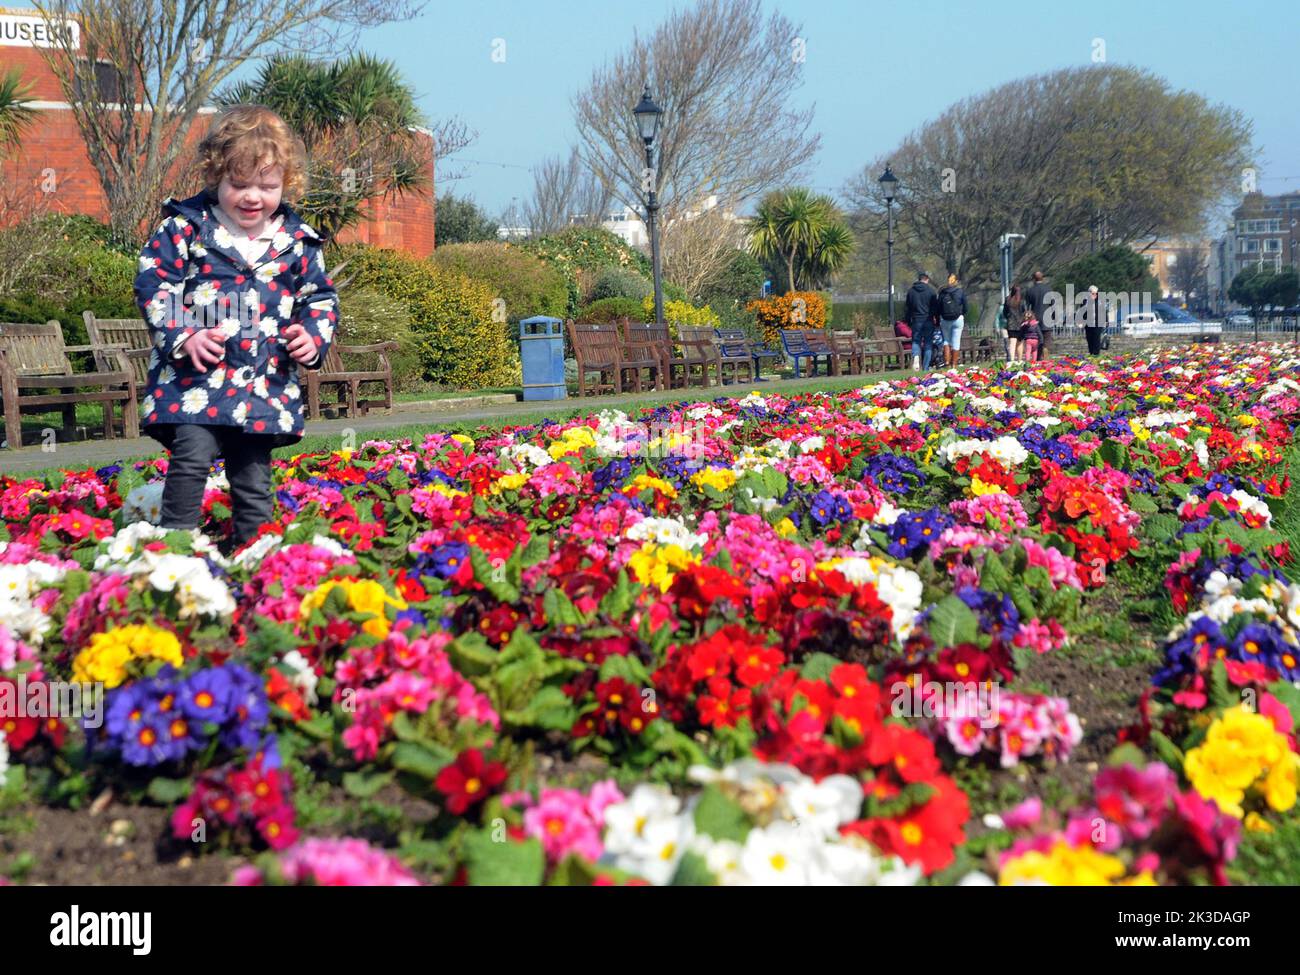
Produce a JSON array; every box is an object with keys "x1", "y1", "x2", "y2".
[
  {"x1": 624, "y1": 517, "x2": 708, "y2": 550},
  {"x1": 95, "y1": 521, "x2": 169, "y2": 566},
  {"x1": 279, "y1": 649, "x2": 319, "y2": 706},
  {"x1": 602, "y1": 784, "x2": 683, "y2": 859},
  {"x1": 782, "y1": 774, "x2": 862, "y2": 840},
  {"x1": 121, "y1": 483, "x2": 165, "y2": 527},
  {"x1": 738, "y1": 821, "x2": 818, "y2": 886}
]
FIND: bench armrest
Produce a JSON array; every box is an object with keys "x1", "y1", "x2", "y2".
[{"x1": 336, "y1": 341, "x2": 399, "y2": 354}]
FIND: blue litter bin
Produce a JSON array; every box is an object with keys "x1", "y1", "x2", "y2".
[{"x1": 519, "y1": 316, "x2": 567, "y2": 401}]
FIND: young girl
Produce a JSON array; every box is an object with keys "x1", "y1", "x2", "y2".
[
  {"x1": 134, "y1": 105, "x2": 338, "y2": 550},
  {"x1": 1021, "y1": 308, "x2": 1043, "y2": 362}
]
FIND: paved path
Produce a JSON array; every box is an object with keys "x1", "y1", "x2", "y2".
[{"x1": 1, "y1": 372, "x2": 895, "y2": 476}]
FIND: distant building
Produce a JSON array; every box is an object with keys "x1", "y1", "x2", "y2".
[
  {"x1": 1205, "y1": 191, "x2": 1300, "y2": 312},
  {"x1": 599, "y1": 194, "x2": 743, "y2": 249},
  {"x1": 0, "y1": 6, "x2": 436, "y2": 255},
  {"x1": 496, "y1": 225, "x2": 531, "y2": 241},
  {"x1": 1138, "y1": 237, "x2": 1209, "y2": 304}
]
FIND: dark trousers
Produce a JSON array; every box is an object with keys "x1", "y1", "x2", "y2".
[
  {"x1": 159, "y1": 424, "x2": 275, "y2": 545},
  {"x1": 1085, "y1": 326, "x2": 1103, "y2": 355}
]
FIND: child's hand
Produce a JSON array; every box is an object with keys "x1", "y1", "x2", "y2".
[
  {"x1": 282, "y1": 323, "x2": 318, "y2": 365},
  {"x1": 186, "y1": 328, "x2": 226, "y2": 372}
]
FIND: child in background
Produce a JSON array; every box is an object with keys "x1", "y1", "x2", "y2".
[
  {"x1": 1021, "y1": 308, "x2": 1043, "y2": 362},
  {"x1": 134, "y1": 104, "x2": 338, "y2": 551}
]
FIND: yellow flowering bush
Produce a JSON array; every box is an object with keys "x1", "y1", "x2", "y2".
[
  {"x1": 300, "y1": 578, "x2": 409, "y2": 639},
  {"x1": 1183, "y1": 705, "x2": 1299, "y2": 819},
  {"x1": 999, "y1": 840, "x2": 1157, "y2": 886},
  {"x1": 746, "y1": 291, "x2": 828, "y2": 347},
  {"x1": 71, "y1": 624, "x2": 185, "y2": 689}
]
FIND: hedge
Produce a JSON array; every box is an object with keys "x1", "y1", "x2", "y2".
[
  {"x1": 330, "y1": 243, "x2": 521, "y2": 390},
  {"x1": 430, "y1": 241, "x2": 568, "y2": 323}
]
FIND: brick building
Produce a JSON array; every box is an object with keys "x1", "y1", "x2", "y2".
[
  {"x1": 1207, "y1": 191, "x2": 1300, "y2": 312},
  {"x1": 0, "y1": 6, "x2": 435, "y2": 255}
]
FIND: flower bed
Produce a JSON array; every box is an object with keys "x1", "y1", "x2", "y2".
[{"x1": 1, "y1": 346, "x2": 1298, "y2": 885}]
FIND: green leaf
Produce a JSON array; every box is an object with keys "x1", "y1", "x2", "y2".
[
  {"x1": 391, "y1": 741, "x2": 454, "y2": 781},
  {"x1": 504, "y1": 684, "x2": 576, "y2": 732},
  {"x1": 693, "y1": 785, "x2": 751, "y2": 843},
  {"x1": 670, "y1": 850, "x2": 718, "y2": 886},
  {"x1": 1208, "y1": 659, "x2": 1235, "y2": 710},
  {"x1": 927, "y1": 595, "x2": 979, "y2": 649},
  {"x1": 1106, "y1": 743, "x2": 1148, "y2": 770},
  {"x1": 799, "y1": 652, "x2": 841, "y2": 682},
  {"x1": 1149, "y1": 730, "x2": 1184, "y2": 771},
  {"x1": 449, "y1": 631, "x2": 500, "y2": 676},
  {"x1": 343, "y1": 770, "x2": 396, "y2": 798},
  {"x1": 463, "y1": 832, "x2": 545, "y2": 886},
  {"x1": 469, "y1": 545, "x2": 520, "y2": 603},
  {"x1": 146, "y1": 777, "x2": 192, "y2": 804}
]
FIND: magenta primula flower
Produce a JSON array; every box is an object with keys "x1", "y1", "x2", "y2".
[
  {"x1": 233, "y1": 837, "x2": 421, "y2": 886},
  {"x1": 521, "y1": 788, "x2": 605, "y2": 864}
]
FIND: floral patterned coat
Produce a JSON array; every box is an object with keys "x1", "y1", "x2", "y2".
[{"x1": 133, "y1": 188, "x2": 338, "y2": 449}]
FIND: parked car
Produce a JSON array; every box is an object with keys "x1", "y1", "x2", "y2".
[
  {"x1": 1226, "y1": 313, "x2": 1253, "y2": 328},
  {"x1": 1121, "y1": 303, "x2": 1222, "y2": 339}
]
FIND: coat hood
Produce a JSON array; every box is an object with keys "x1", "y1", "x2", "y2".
[{"x1": 161, "y1": 188, "x2": 324, "y2": 245}]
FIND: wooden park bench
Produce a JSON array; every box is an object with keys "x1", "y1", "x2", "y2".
[
  {"x1": 304, "y1": 340, "x2": 399, "y2": 420},
  {"x1": 0, "y1": 320, "x2": 138, "y2": 449},
  {"x1": 624, "y1": 321, "x2": 693, "y2": 390},
  {"x1": 863, "y1": 324, "x2": 912, "y2": 371},
  {"x1": 567, "y1": 320, "x2": 662, "y2": 395},
  {"x1": 679, "y1": 325, "x2": 754, "y2": 385},
  {"x1": 828, "y1": 329, "x2": 867, "y2": 375},
  {"x1": 716, "y1": 328, "x2": 782, "y2": 380},
  {"x1": 780, "y1": 328, "x2": 839, "y2": 378},
  {"x1": 84, "y1": 313, "x2": 153, "y2": 387}
]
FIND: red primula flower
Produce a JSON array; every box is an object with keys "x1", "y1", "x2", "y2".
[{"x1": 435, "y1": 748, "x2": 508, "y2": 816}]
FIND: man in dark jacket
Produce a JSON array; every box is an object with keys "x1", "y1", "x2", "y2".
[
  {"x1": 905, "y1": 272, "x2": 939, "y2": 370},
  {"x1": 1024, "y1": 271, "x2": 1052, "y2": 359},
  {"x1": 1081, "y1": 284, "x2": 1107, "y2": 356}
]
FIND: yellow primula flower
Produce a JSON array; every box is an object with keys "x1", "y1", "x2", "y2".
[
  {"x1": 1128, "y1": 418, "x2": 1151, "y2": 442},
  {"x1": 301, "y1": 578, "x2": 408, "y2": 639},
  {"x1": 775, "y1": 517, "x2": 797, "y2": 538},
  {"x1": 1236, "y1": 414, "x2": 1259, "y2": 427},
  {"x1": 490, "y1": 472, "x2": 530, "y2": 495},
  {"x1": 71, "y1": 624, "x2": 184, "y2": 689},
  {"x1": 1183, "y1": 705, "x2": 1295, "y2": 818},
  {"x1": 969, "y1": 476, "x2": 1002, "y2": 497},
  {"x1": 626, "y1": 542, "x2": 699, "y2": 593},
  {"x1": 451, "y1": 433, "x2": 475, "y2": 448},
  {"x1": 999, "y1": 840, "x2": 1137, "y2": 886},
  {"x1": 628, "y1": 474, "x2": 678, "y2": 499},
  {"x1": 691, "y1": 468, "x2": 737, "y2": 493}
]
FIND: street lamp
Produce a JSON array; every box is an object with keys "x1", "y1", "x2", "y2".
[
  {"x1": 634, "y1": 86, "x2": 665, "y2": 326},
  {"x1": 878, "y1": 165, "x2": 899, "y2": 325}
]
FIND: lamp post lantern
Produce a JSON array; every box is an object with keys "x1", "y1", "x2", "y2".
[
  {"x1": 879, "y1": 165, "x2": 898, "y2": 325},
  {"x1": 634, "y1": 86, "x2": 665, "y2": 326}
]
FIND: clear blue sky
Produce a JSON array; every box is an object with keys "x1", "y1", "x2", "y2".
[{"x1": 309, "y1": 0, "x2": 1297, "y2": 219}]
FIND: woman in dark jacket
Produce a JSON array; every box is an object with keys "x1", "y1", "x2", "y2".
[{"x1": 1002, "y1": 285, "x2": 1025, "y2": 362}]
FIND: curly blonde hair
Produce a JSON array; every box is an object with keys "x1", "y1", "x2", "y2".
[{"x1": 195, "y1": 105, "x2": 308, "y2": 199}]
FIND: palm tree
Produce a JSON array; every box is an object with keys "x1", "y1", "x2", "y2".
[
  {"x1": 214, "y1": 54, "x2": 431, "y2": 241},
  {"x1": 747, "y1": 188, "x2": 855, "y2": 291},
  {"x1": 0, "y1": 69, "x2": 39, "y2": 159}
]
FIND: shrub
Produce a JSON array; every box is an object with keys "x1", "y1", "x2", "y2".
[
  {"x1": 336, "y1": 285, "x2": 425, "y2": 391},
  {"x1": 430, "y1": 242, "x2": 568, "y2": 323},
  {"x1": 746, "y1": 291, "x2": 827, "y2": 346},
  {"x1": 521, "y1": 227, "x2": 652, "y2": 317},
  {"x1": 589, "y1": 266, "x2": 652, "y2": 303},
  {"x1": 329, "y1": 243, "x2": 521, "y2": 390},
  {"x1": 577, "y1": 297, "x2": 645, "y2": 324},
  {"x1": 0, "y1": 216, "x2": 137, "y2": 346},
  {"x1": 640, "y1": 295, "x2": 721, "y2": 329},
  {"x1": 701, "y1": 250, "x2": 766, "y2": 308}
]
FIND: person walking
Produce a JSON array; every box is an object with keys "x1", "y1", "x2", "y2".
[
  {"x1": 1024, "y1": 270, "x2": 1052, "y2": 361},
  {"x1": 905, "y1": 271, "x2": 939, "y2": 370},
  {"x1": 936, "y1": 273, "x2": 967, "y2": 368},
  {"x1": 1002, "y1": 284, "x2": 1026, "y2": 362},
  {"x1": 1082, "y1": 284, "x2": 1106, "y2": 356}
]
